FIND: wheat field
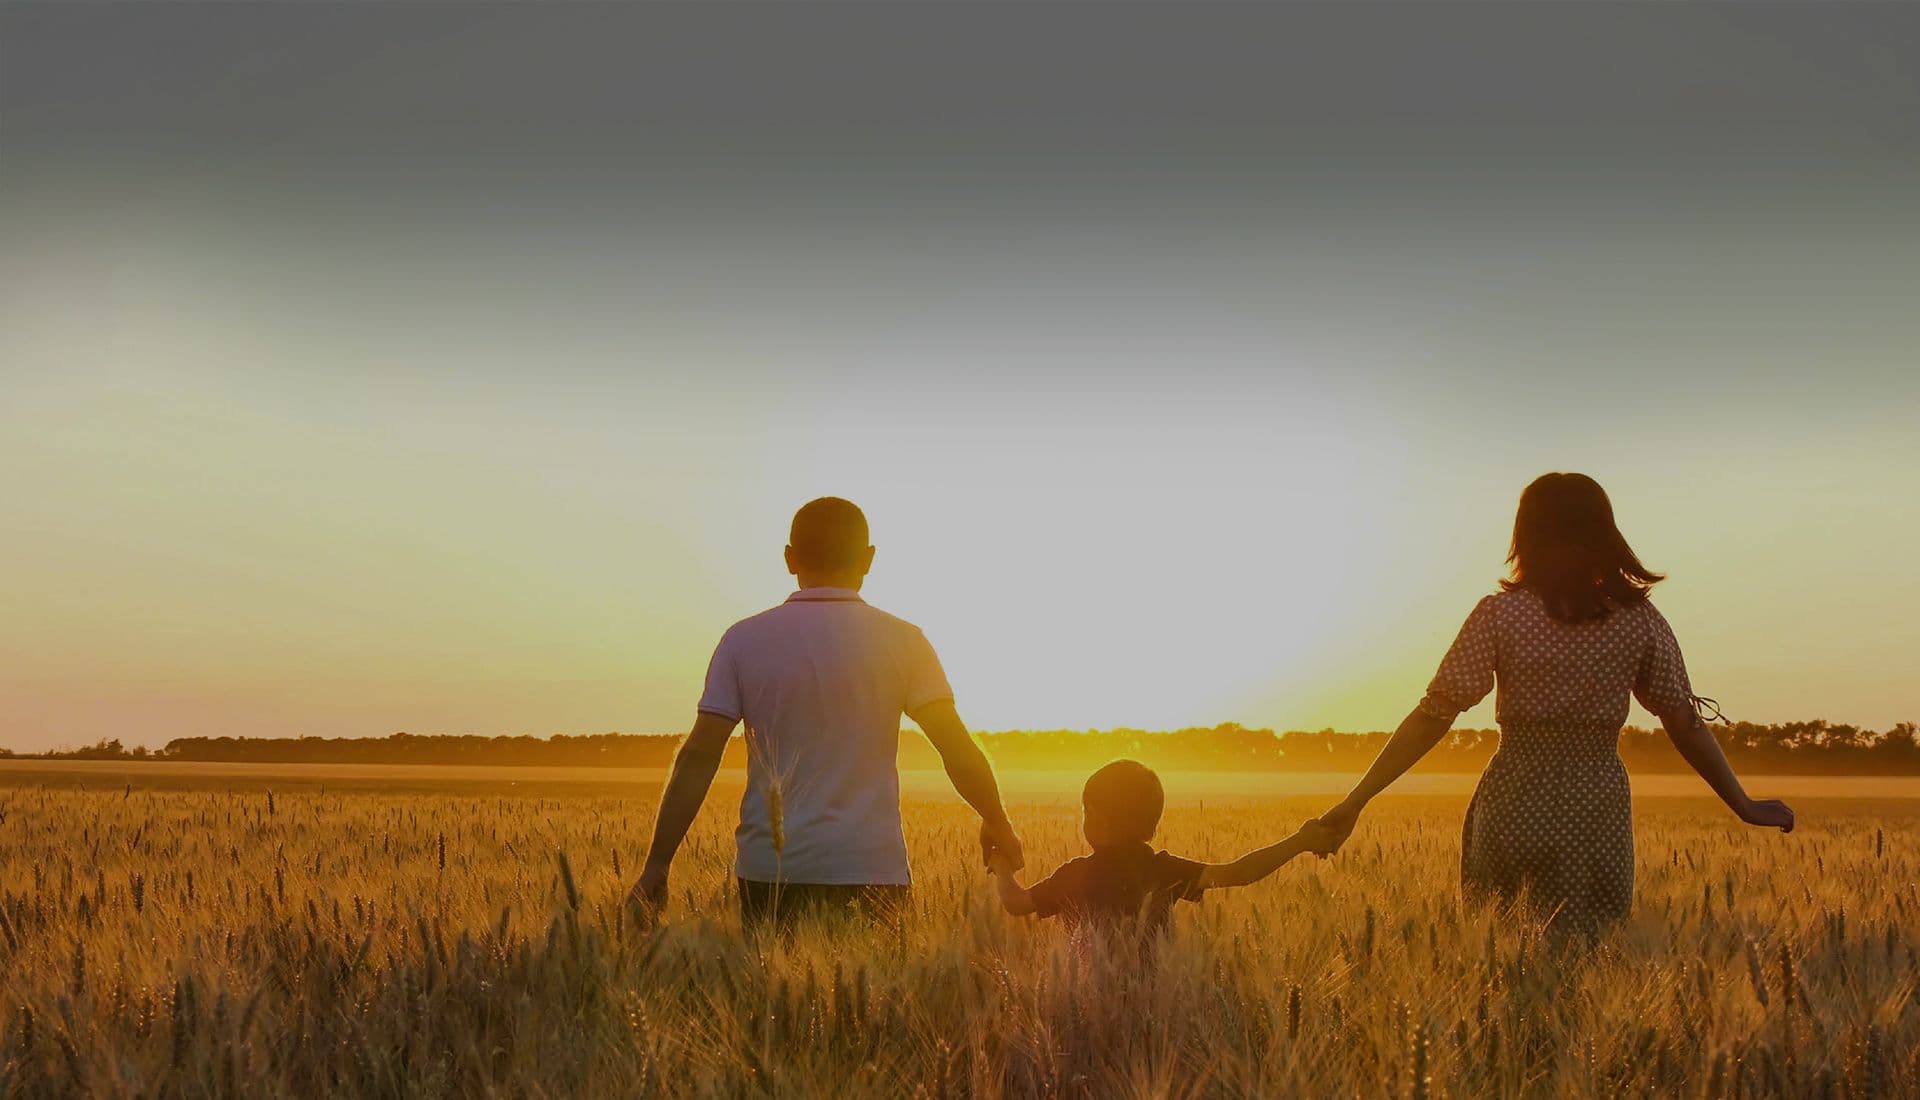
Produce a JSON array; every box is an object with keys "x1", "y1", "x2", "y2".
[{"x1": 0, "y1": 772, "x2": 1913, "y2": 1099}]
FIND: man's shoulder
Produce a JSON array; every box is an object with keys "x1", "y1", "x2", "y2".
[
  {"x1": 854, "y1": 601, "x2": 931, "y2": 639},
  {"x1": 791, "y1": 599, "x2": 933, "y2": 642},
  {"x1": 714, "y1": 605, "x2": 785, "y2": 643},
  {"x1": 719, "y1": 599, "x2": 931, "y2": 645}
]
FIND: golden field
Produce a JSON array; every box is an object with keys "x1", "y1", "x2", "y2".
[{"x1": 0, "y1": 764, "x2": 1913, "y2": 1098}]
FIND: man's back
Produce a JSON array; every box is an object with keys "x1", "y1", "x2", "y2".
[{"x1": 698, "y1": 587, "x2": 952, "y2": 885}]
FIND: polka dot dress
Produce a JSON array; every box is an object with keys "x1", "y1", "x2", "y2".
[{"x1": 1418, "y1": 588, "x2": 1695, "y2": 935}]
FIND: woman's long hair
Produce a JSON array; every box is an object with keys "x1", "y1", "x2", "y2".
[{"x1": 1501, "y1": 473, "x2": 1664, "y2": 622}]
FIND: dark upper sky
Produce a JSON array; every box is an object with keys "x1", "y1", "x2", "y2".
[
  {"x1": 3, "y1": 5, "x2": 1917, "y2": 745},
  {"x1": 7, "y1": 4, "x2": 1919, "y2": 195}
]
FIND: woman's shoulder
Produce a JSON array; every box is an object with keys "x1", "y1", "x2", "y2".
[
  {"x1": 1448, "y1": 589, "x2": 1531, "y2": 635},
  {"x1": 1627, "y1": 595, "x2": 1675, "y2": 633},
  {"x1": 1477, "y1": 587, "x2": 1535, "y2": 616}
]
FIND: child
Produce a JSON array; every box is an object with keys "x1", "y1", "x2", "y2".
[{"x1": 986, "y1": 759, "x2": 1333, "y2": 930}]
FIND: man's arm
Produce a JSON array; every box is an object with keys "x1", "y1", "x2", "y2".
[
  {"x1": 908, "y1": 698, "x2": 1023, "y2": 870},
  {"x1": 627, "y1": 711, "x2": 738, "y2": 915},
  {"x1": 1197, "y1": 823, "x2": 1333, "y2": 890}
]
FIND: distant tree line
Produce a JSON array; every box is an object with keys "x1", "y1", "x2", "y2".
[
  {"x1": 18, "y1": 720, "x2": 1918, "y2": 774},
  {"x1": 28, "y1": 738, "x2": 150, "y2": 761}
]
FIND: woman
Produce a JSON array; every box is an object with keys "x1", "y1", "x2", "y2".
[{"x1": 1315, "y1": 473, "x2": 1794, "y2": 935}]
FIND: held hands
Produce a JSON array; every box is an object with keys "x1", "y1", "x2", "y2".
[
  {"x1": 1739, "y1": 797, "x2": 1796, "y2": 833},
  {"x1": 1295, "y1": 819, "x2": 1343, "y2": 857},
  {"x1": 985, "y1": 846, "x2": 1020, "y2": 877},
  {"x1": 980, "y1": 817, "x2": 1025, "y2": 874},
  {"x1": 1309, "y1": 799, "x2": 1363, "y2": 855}
]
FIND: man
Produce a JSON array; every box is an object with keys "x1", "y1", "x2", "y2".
[{"x1": 627, "y1": 497, "x2": 1023, "y2": 928}]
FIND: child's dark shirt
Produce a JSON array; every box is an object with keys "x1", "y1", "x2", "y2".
[{"x1": 1026, "y1": 840, "x2": 1207, "y2": 929}]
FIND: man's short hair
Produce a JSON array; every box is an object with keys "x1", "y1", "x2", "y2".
[
  {"x1": 1082, "y1": 759, "x2": 1165, "y2": 842},
  {"x1": 789, "y1": 497, "x2": 870, "y2": 573}
]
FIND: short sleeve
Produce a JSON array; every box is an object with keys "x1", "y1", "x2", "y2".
[
  {"x1": 1417, "y1": 596, "x2": 1499, "y2": 719},
  {"x1": 902, "y1": 627, "x2": 955, "y2": 712},
  {"x1": 1633, "y1": 603, "x2": 1695, "y2": 717},
  {"x1": 1025, "y1": 859, "x2": 1084, "y2": 919},
  {"x1": 1154, "y1": 852, "x2": 1209, "y2": 903},
  {"x1": 696, "y1": 630, "x2": 743, "y2": 721}
]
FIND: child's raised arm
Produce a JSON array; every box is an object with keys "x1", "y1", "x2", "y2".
[
  {"x1": 987, "y1": 848, "x2": 1038, "y2": 916},
  {"x1": 1197, "y1": 822, "x2": 1337, "y2": 890}
]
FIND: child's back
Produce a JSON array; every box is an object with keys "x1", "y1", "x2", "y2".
[
  {"x1": 1024, "y1": 840, "x2": 1205, "y2": 930},
  {"x1": 987, "y1": 760, "x2": 1332, "y2": 934}
]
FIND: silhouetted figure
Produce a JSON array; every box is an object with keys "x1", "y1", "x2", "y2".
[
  {"x1": 1314, "y1": 473, "x2": 1794, "y2": 937},
  {"x1": 627, "y1": 497, "x2": 1022, "y2": 931}
]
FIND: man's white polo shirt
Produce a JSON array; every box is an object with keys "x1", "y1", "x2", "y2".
[{"x1": 697, "y1": 587, "x2": 953, "y2": 886}]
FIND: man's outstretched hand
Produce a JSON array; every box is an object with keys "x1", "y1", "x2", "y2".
[{"x1": 981, "y1": 817, "x2": 1024, "y2": 873}]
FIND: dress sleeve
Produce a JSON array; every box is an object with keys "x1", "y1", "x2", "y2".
[
  {"x1": 1416, "y1": 596, "x2": 1499, "y2": 720},
  {"x1": 696, "y1": 630, "x2": 743, "y2": 721},
  {"x1": 1633, "y1": 602, "x2": 1695, "y2": 718}
]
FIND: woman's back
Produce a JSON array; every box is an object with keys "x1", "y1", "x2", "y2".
[
  {"x1": 1313, "y1": 472, "x2": 1794, "y2": 939},
  {"x1": 1422, "y1": 587, "x2": 1694, "y2": 739}
]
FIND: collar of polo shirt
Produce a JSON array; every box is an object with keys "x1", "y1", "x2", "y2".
[{"x1": 785, "y1": 587, "x2": 866, "y2": 603}]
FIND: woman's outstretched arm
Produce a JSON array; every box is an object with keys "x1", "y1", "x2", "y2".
[
  {"x1": 1635, "y1": 602, "x2": 1792, "y2": 831},
  {"x1": 1660, "y1": 708, "x2": 1795, "y2": 831},
  {"x1": 1316, "y1": 597, "x2": 1493, "y2": 849},
  {"x1": 1314, "y1": 706, "x2": 1455, "y2": 849}
]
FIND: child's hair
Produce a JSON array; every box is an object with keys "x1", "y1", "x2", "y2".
[{"x1": 1082, "y1": 759, "x2": 1165, "y2": 842}]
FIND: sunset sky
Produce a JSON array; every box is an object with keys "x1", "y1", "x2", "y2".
[{"x1": 3, "y1": 5, "x2": 1916, "y2": 753}]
